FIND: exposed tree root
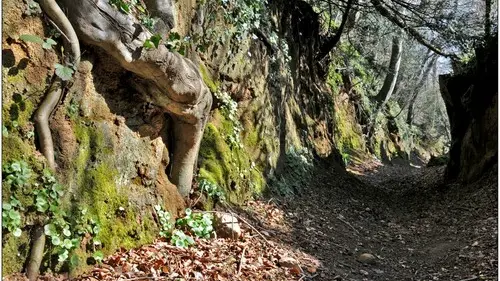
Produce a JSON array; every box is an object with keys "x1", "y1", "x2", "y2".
[
  {"x1": 28, "y1": 0, "x2": 81, "y2": 279},
  {"x1": 26, "y1": 226, "x2": 46, "y2": 281}
]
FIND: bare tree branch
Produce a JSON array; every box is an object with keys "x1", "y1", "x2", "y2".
[{"x1": 370, "y1": 0, "x2": 458, "y2": 59}]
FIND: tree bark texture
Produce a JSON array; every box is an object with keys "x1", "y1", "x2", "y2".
[
  {"x1": 374, "y1": 36, "x2": 403, "y2": 105},
  {"x1": 55, "y1": 0, "x2": 213, "y2": 197},
  {"x1": 26, "y1": 226, "x2": 46, "y2": 281},
  {"x1": 406, "y1": 56, "x2": 437, "y2": 126}
]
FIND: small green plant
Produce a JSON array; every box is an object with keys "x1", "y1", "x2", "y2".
[
  {"x1": 154, "y1": 205, "x2": 173, "y2": 238},
  {"x1": 214, "y1": 91, "x2": 243, "y2": 148},
  {"x1": 143, "y1": 34, "x2": 163, "y2": 49},
  {"x1": 44, "y1": 221, "x2": 79, "y2": 262},
  {"x1": 33, "y1": 170, "x2": 64, "y2": 212},
  {"x1": 33, "y1": 170, "x2": 76, "y2": 262},
  {"x1": 140, "y1": 15, "x2": 157, "y2": 31},
  {"x1": 19, "y1": 34, "x2": 75, "y2": 80},
  {"x1": 154, "y1": 206, "x2": 214, "y2": 248},
  {"x1": 92, "y1": 251, "x2": 104, "y2": 263},
  {"x1": 3, "y1": 160, "x2": 32, "y2": 187},
  {"x1": 269, "y1": 147, "x2": 314, "y2": 196},
  {"x1": 24, "y1": 0, "x2": 42, "y2": 16},
  {"x1": 170, "y1": 229, "x2": 195, "y2": 248},
  {"x1": 67, "y1": 98, "x2": 79, "y2": 117},
  {"x1": 109, "y1": 0, "x2": 134, "y2": 14},
  {"x1": 176, "y1": 208, "x2": 214, "y2": 239},
  {"x1": 199, "y1": 179, "x2": 225, "y2": 201},
  {"x1": 54, "y1": 63, "x2": 75, "y2": 81},
  {"x1": 2, "y1": 197, "x2": 24, "y2": 237},
  {"x1": 19, "y1": 34, "x2": 57, "y2": 50}
]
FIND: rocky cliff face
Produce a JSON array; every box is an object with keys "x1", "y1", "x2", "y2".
[{"x1": 2, "y1": 0, "x2": 342, "y2": 274}]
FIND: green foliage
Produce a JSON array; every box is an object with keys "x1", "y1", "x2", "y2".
[
  {"x1": 3, "y1": 160, "x2": 32, "y2": 187},
  {"x1": 199, "y1": 179, "x2": 225, "y2": 201},
  {"x1": 165, "y1": 32, "x2": 190, "y2": 56},
  {"x1": 143, "y1": 34, "x2": 162, "y2": 49},
  {"x1": 19, "y1": 34, "x2": 57, "y2": 50},
  {"x1": 54, "y1": 63, "x2": 75, "y2": 81},
  {"x1": 214, "y1": 91, "x2": 242, "y2": 149},
  {"x1": 67, "y1": 98, "x2": 79, "y2": 118},
  {"x1": 2, "y1": 159, "x2": 101, "y2": 266},
  {"x1": 153, "y1": 206, "x2": 213, "y2": 248},
  {"x1": 154, "y1": 205, "x2": 173, "y2": 238},
  {"x1": 170, "y1": 230, "x2": 195, "y2": 248},
  {"x1": 19, "y1": 34, "x2": 74, "y2": 80},
  {"x1": 269, "y1": 147, "x2": 314, "y2": 197},
  {"x1": 34, "y1": 170, "x2": 99, "y2": 263},
  {"x1": 176, "y1": 208, "x2": 214, "y2": 239},
  {"x1": 109, "y1": 0, "x2": 135, "y2": 14},
  {"x1": 2, "y1": 197, "x2": 23, "y2": 237},
  {"x1": 25, "y1": 0, "x2": 42, "y2": 16},
  {"x1": 140, "y1": 15, "x2": 157, "y2": 31}
]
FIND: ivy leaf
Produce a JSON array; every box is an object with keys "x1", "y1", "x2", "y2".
[
  {"x1": 150, "y1": 34, "x2": 162, "y2": 48},
  {"x1": 19, "y1": 34, "x2": 44, "y2": 45},
  {"x1": 175, "y1": 239, "x2": 186, "y2": 248},
  {"x1": 70, "y1": 253, "x2": 80, "y2": 266},
  {"x1": 42, "y1": 38, "x2": 57, "y2": 49},
  {"x1": 63, "y1": 228, "x2": 71, "y2": 237},
  {"x1": 168, "y1": 32, "x2": 181, "y2": 41},
  {"x1": 10, "y1": 162, "x2": 21, "y2": 172},
  {"x1": 119, "y1": 3, "x2": 130, "y2": 13},
  {"x1": 143, "y1": 39, "x2": 155, "y2": 49},
  {"x1": 92, "y1": 225, "x2": 100, "y2": 234},
  {"x1": 54, "y1": 63, "x2": 74, "y2": 81}
]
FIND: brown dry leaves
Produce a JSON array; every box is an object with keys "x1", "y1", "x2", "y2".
[
  {"x1": 73, "y1": 200, "x2": 320, "y2": 281},
  {"x1": 75, "y1": 236, "x2": 298, "y2": 281}
]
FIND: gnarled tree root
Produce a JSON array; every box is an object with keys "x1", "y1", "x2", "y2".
[
  {"x1": 28, "y1": 0, "x2": 81, "y2": 280},
  {"x1": 56, "y1": 0, "x2": 213, "y2": 197}
]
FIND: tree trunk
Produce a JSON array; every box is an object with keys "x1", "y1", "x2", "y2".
[
  {"x1": 374, "y1": 36, "x2": 403, "y2": 106},
  {"x1": 406, "y1": 56, "x2": 437, "y2": 126},
  {"x1": 315, "y1": 0, "x2": 354, "y2": 61},
  {"x1": 485, "y1": 0, "x2": 492, "y2": 41}
]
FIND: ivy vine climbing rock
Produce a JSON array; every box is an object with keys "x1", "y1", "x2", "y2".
[{"x1": 45, "y1": 0, "x2": 213, "y2": 197}]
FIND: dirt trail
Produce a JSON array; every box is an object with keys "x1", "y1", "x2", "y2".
[
  {"x1": 7, "y1": 160, "x2": 496, "y2": 281},
  {"x1": 272, "y1": 159, "x2": 498, "y2": 281}
]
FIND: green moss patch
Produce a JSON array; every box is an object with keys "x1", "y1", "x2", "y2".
[{"x1": 198, "y1": 110, "x2": 265, "y2": 205}]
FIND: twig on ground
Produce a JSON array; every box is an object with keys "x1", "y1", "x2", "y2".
[
  {"x1": 458, "y1": 276, "x2": 478, "y2": 281},
  {"x1": 193, "y1": 210, "x2": 272, "y2": 245},
  {"x1": 122, "y1": 277, "x2": 166, "y2": 281},
  {"x1": 237, "y1": 246, "x2": 247, "y2": 275},
  {"x1": 336, "y1": 215, "x2": 360, "y2": 235}
]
